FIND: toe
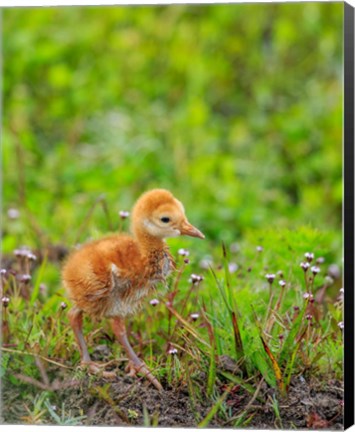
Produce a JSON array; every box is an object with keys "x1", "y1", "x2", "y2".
[
  {"x1": 80, "y1": 361, "x2": 116, "y2": 379},
  {"x1": 125, "y1": 361, "x2": 163, "y2": 391}
]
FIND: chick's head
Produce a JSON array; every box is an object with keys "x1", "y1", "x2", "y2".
[{"x1": 131, "y1": 189, "x2": 204, "y2": 240}]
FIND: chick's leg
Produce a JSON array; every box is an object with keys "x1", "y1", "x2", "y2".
[
  {"x1": 111, "y1": 317, "x2": 163, "y2": 391},
  {"x1": 68, "y1": 306, "x2": 115, "y2": 378},
  {"x1": 68, "y1": 306, "x2": 91, "y2": 363}
]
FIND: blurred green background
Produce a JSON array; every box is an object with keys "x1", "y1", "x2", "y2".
[{"x1": 2, "y1": 3, "x2": 343, "y2": 251}]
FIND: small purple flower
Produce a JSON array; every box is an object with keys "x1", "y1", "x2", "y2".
[
  {"x1": 19, "y1": 274, "x2": 32, "y2": 283},
  {"x1": 303, "y1": 292, "x2": 314, "y2": 300},
  {"x1": 8, "y1": 208, "x2": 20, "y2": 220},
  {"x1": 293, "y1": 306, "x2": 300, "y2": 311},
  {"x1": 150, "y1": 298, "x2": 159, "y2": 306},
  {"x1": 0, "y1": 269, "x2": 7, "y2": 276},
  {"x1": 2, "y1": 297, "x2": 10, "y2": 307},
  {"x1": 325, "y1": 276, "x2": 334, "y2": 286},
  {"x1": 256, "y1": 246, "x2": 263, "y2": 253},
  {"x1": 178, "y1": 248, "x2": 190, "y2": 257},
  {"x1": 190, "y1": 313, "x2": 199, "y2": 321},
  {"x1": 27, "y1": 253, "x2": 37, "y2": 261},
  {"x1": 228, "y1": 263, "x2": 238, "y2": 273},
  {"x1": 304, "y1": 252, "x2": 314, "y2": 263},
  {"x1": 338, "y1": 321, "x2": 344, "y2": 330},
  {"x1": 14, "y1": 246, "x2": 32, "y2": 258},
  {"x1": 328, "y1": 264, "x2": 341, "y2": 279},
  {"x1": 316, "y1": 257, "x2": 325, "y2": 265},
  {"x1": 190, "y1": 274, "x2": 203, "y2": 284},
  {"x1": 305, "y1": 314, "x2": 313, "y2": 321},
  {"x1": 60, "y1": 302, "x2": 68, "y2": 310},
  {"x1": 40, "y1": 283, "x2": 48, "y2": 295},
  {"x1": 278, "y1": 334, "x2": 284, "y2": 340},
  {"x1": 300, "y1": 262, "x2": 310, "y2": 272},
  {"x1": 310, "y1": 266, "x2": 320, "y2": 275},
  {"x1": 279, "y1": 280, "x2": 286, "y2": 287},
  {"x1": 184, "y1": 258, "x2": 190, "y2": 264},
  {"x1": 119, "y1": 210, "x2": 130, "y2": 219},
  {"x1": 199, "y1": 258, "x2": 213, "y2": 269},
  {"x1": 277, "y1": 270, "x2": 284, "y2": 278},
  {"x1": 265, "y1": 274, "x2": 276, "y2": 284},
  {"x1": 168, "y1": 348, "x2": 178, "y2": 355},
  {"x1": 230, "y1": 243, "x2": 240, "y2": 253}
]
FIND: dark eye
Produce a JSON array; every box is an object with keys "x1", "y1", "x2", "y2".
[{"x1": 160, "y1": 217, "x2": 170, "y2": 223}]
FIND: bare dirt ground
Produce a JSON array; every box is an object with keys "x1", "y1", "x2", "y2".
[{"x1": 2, "y1": 361, "x2": 343, "y2": 428}]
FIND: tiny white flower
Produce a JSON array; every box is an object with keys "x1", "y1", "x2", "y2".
[
  {"x1": 119, "y1": 210, "x2": 130, "y2": 219},
  {"x1": 303, "y1": 292, "x2": 314, "y2": 300},
  {"x1": 14, "y1": 246, "x2": 32, "y2": 258},
  {"x1": 178, "y1": 248, "x2": 190, "y2": 257},
  {"x1": 230, "y1": 243, "x2": 240, "y2": 253},
  {"x1": 279, "y1": 280, "x2": 286, "y2": 287},
  {"x1": 325, "y1": 276, "x2": 334, "y2": 286},
  {"x1": 60, "y1": 302, "x2": 68, "y2": 310},
  {"x1": 265, "y1": 274, "x2": 276, "y2": 283},
  {"x1": 190, "y1": 313, "x2": 199, "y2": 321},
  {"x1": 150, "y1": 298, "x2": 159, "y2": 306},
  {"x1": 8, "y1": 208, "x2": 20, "y2": 220},
  {"x1": 338, "y1": 321, "x2": 344, "y2": 330},
  {"x1": 339, "y1": 288, "x2": 344, "y2": 294},
  {"x1": 199, "y1": 257, "x2": 213, "y2": 269},
  {"x1": 189, "y1": 274, "x2": 203, "y2": 284},
  {"x1": 228, "y1": 263, "x2": 238, "y2": 273},
  {"x1": 311, "y1": 266, "x2": 320, "y2": 275},
  {"x1": 300, "y1": 262, "x2": 310, "y2": 271},
  {"x1": 256, "y1": 246, "x2": 263, "y2": 252},
  {"x1": 304, "y1": 252, "x2": 314, "y2": 262},
  {"x1": 168, "y1": 348, "x2": 178, "y2": 355},
  {"x1": 27, "y1": 253, "x2": 37, "y2": 261},
  {"x1": 2, "y1": 296, "x2": 10, "y2": 306}
]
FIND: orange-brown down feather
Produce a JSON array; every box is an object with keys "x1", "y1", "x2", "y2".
[
  {"x1": 62, "y1": 234, "x2": 174, "y2": 319},
  {"x1": 62, "y1": 189, "x2": 204, "y2": 320},
  {"x1": 61, "y1": 189, "x2": 204, "y2": 390}
]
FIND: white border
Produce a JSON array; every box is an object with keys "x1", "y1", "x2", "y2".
[{"x1": 1, "y1": 1, "x2": 353, "y2": 431}]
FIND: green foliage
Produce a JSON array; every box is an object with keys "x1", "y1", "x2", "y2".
[
  {"x1": 2, "y1": 3, "x2": 343, "y2": 249},
  {"x1": 1, "y1": 3, "x2": 344, "y2": 426}
]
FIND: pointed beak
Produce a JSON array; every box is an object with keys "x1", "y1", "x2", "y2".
[{"x1": 180, "y1": 221, "x2": 205, "y2": 239}]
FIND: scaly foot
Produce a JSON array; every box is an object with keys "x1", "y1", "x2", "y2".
[
  {"x1": 125, "y1": 360, "x2": 163, "y2": 391},
  {"x1": 80, "y1": 361, "x2": 117, "y2": 379}
]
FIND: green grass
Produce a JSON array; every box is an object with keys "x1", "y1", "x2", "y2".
[
  {"x1": 1, "y1": 222, "x2": 343, "y2": 426},
  {"x1": 1, "y1": 3, "x2": 344, "y2": 425}
]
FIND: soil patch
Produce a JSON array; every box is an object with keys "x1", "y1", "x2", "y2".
[{"x1": 2, "y1": 365, "x2": 343, "y2": 428}]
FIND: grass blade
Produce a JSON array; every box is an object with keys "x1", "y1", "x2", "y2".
[
  {"x1": 198, "y1": 386, "x2": 231, "y2": 428},
  {"x1": 165, "y1": 304, "x2": 210, "y2": 348},
  {"x1": 283, "y1": 325, "x2": 308, "y2": 391},
  {"x1": 218, "y1": 371, "x2": 256, "y2": 395},
  {"x1": 278, "y1": 300, "x2": 308, "y2": 367},
  {"x1": 260, "y1": 335, "x2": 284, "y2": 394},
  {"x1": 231, "y1": 311, "x2": 244, "y2": 360},
  {"x1": 30, "y1": 254, "x2": 48, "y2": 306}
]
